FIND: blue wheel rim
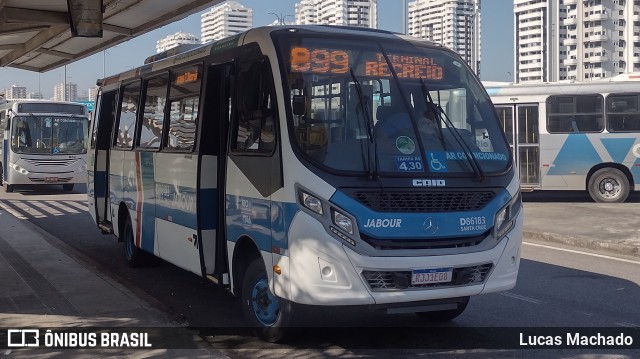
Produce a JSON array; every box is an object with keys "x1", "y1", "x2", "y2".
[{"x1": 250, "y1": 275, "x2": 280, "y2": 326}]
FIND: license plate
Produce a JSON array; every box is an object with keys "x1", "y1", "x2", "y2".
[
  {"x1": 411, "y1": 267, "x2": 453, "y2": 285},
  {"x1": 44, "y1": 177, "x2": 58, "y2": 182}
]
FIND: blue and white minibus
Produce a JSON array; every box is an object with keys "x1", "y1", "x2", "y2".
[
  {"x1": 485, "y1": 77, "x2": 640, "y2": 203},
  {"x1": 87, "y1": 25, "x2": 522, "y2": 341},
  {"x1": 0, "y1": 99, "x2": 89, "y2": 192}
]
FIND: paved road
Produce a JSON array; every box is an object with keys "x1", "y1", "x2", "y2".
[{"x1": 0, "y1": 186, "x2": 638, "y2": 358}]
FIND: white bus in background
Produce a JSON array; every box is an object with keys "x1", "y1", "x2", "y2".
[
  {"x1": 484, "y1": 77, "x2": 640, "y2": 203},
  {"x1": 0, "y1": 99, "x2": 89, "y2": 192},
  {"x1": 88, "y1": 25, "x2": 523, "y2": 342}
]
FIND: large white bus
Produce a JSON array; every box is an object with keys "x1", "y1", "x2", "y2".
[
  {"x1": 88, "y1": 25, "x2": 522, "y2": 341},
  {"x1": 484, "y1": 77, "x2": 640, "y2": 203},
  {"x1": 0, "y1": 99, "x2": 89, "y2": 192}
]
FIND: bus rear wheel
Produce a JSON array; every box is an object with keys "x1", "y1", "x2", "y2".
[
  {"x1": 123, "y1": 216, "x2": 146, "y2": 267},
  {"x1": 415, "y1": 296, "x2": 470, "y2": 322},
  {"x1": 588, "y1": 168, "x2": 629, "y2": 203},
  {"x1": 241, "y1": 257, "x2": 293, "y2": 343}
]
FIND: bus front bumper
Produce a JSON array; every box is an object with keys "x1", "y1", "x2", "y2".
[{"x1": 280, "y1": 211, "x2": 522, "y2": 307}]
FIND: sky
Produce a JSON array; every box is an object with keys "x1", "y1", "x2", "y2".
[{"x1": 0, "y1": 0, "x2": 514, "y2": 99}]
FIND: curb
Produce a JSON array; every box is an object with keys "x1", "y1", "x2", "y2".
[{"x1": 523, "y1": 230, "x2": 640, "y2": 258}]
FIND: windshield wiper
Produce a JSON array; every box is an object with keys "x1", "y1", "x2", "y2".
[
  {"x1": 419, "y1": 78, "x2": 485, "y2": 181},
  {"x1": 350, "y1": 68, "x2": 379, "y2": 180}
]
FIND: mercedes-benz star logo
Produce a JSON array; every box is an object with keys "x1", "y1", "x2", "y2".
[{"x1": 423, "y1": 217, "x2": 438, "y2": 235}]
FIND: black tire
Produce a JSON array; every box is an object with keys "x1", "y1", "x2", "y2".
[
  {"x1": 588, "y1": 168, "x2": 629, "y2": 203},
  {"x1": 4, "y1": 182, "x2": 13, "y2": 193},
  {"x1": 123, "y1": 216, "x2": 146, "y2": 267},
  {"x1": 62, "y1": 183, "x2": 74, "y2": 192},
  {"x1": 241, "y1": 257, "x2": 293, "y2": 342},
  {"x1": 416, "y1": 296, "x2": 470, "y2": 322}
]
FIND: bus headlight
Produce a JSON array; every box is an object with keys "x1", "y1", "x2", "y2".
[
  {"x1": 332, "y1": 210, "x2": 353, "y2": 235},
  {"x1": 10, "y1": 162, "x2": 29, "y2": 175},
  {"x1": 299, "y1": 190, "x2": 323, "y2": 215},
  {"x1": 494, "y1": 192, "x2": 522, "y2": 241}
]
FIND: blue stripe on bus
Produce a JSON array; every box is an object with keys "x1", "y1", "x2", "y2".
[
  {"x1": 141, "y1": 211, "x2": 155, "y2": 252},
  {"x1": 155, "y1": 203, "x2": 197, "y2": 229},
  {"x1": 330, "y1": 189, "x2": 511, "y2": 239},
  {"x1": 225, "y1": 195, "x2": 299, "y2": 253},
  {"x1": 199, "y1": 188, "x2": 218, "y2": 230},
  {"x1": 94, "y1": 170, "x2": 106, "y2": 197},
  {"x1": 601, "y1": 138, "x2": 636, "y2": 164},
  {"x1": 547, "y1": 134, "x2": 601, "y2": 176},
  {"x1": 270, "y1": 200, "x2": 299, "y2": 251}
]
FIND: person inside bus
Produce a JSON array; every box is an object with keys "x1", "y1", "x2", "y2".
[{"x1": 416, "y1": 104, "x2": 440, "y2": 137}]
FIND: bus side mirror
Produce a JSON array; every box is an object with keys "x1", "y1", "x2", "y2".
[{"x1": 292, "y1": 95, "x2": 306, "y2": 116}]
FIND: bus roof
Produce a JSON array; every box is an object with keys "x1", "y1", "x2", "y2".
[
  {"x1": 483, "y1": 76, "x2": 640, "y2": 97},
  {"x1": 98, "y1": 25, "x2": 444, "y2": 88}
]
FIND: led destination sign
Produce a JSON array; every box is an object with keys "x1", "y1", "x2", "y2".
[
  {"x1": 289, "y1": 46, "x2": 444, "y2": 80},
  {"x1": 174, "y1": 70, "x2": 199, "y2": 85},
  {"x1": 290, "y1": 46, "x2": 349, "y2": 74}
]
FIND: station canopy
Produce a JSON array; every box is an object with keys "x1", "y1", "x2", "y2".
[{"x1": 0, "y1": 0, "x2": 222, "y2": 72}]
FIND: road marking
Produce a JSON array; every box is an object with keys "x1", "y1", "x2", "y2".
[
  {"x1": 616, "y1": 322, "x2": 640, "y2": 328},
  {"x1": 28, "y1": 201, "x2": 63, "y2": 216},
  {"x1": 45, "y1": 200, "x2": 80, "y2": 214},
  {"x1": 9, "y1": 200, "x2": 46, "y2": 219},
  {"x1": 63, "y1": 200, "x2": 88, "y2": 211},
  {"x1": 0, "y1": 202, "x2": 27, "y2": 219},
  {"x1": 523, "y1": 241, "x2": 640, "y2": 265},
  {"x1": 499, "y1": 291, "x2": 543, "y2": 304}
]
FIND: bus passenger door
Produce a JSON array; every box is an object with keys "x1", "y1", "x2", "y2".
[
  {"x1": 198, "y1": 62, "x2": 234, "y2": 282},
  {"x1": 88, "y1": 90, "x2": 117, "y2": 228},
  {"x1": 496, "y1": 104, "x2": 540, "y2": 188}
]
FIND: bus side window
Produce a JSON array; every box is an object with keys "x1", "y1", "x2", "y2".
[
  {"x1": 231, "y1": 59, "x2": 276, "y2": 153},
  {"x1": 139, "y1": 75, "x2": 168, "y2": 149},
  {"x1": 115, "y1": 81, "x2": 141, "y2": 149}
]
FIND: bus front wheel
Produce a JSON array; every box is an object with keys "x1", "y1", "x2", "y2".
[
  {"x1": 4, "y1": 182, "x2": 13, "y2": 193},
  {"x1": 241, "y1": 257, "x2": 293, "y2": 343},
  {"x1": 588, "y1": 168, "x2": 629, "y2": 203},
  {"x1": 416, "y1": 296, "x2": 469, "y2": 322}
]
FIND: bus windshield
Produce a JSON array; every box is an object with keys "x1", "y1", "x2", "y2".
[
  {"x1": 277, "y1": 35, "x2": 510, "y2": 176},
  {"x1": 11, "y1": 115, "x2": 88, "y2": 155}
]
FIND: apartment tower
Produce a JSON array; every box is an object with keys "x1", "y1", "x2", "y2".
[
  {"x1": 408, "y1": 0, "x2": 481, "y2": 75},
  {"x1": 514, "y1": 0, "x2": 640, "y2": 83},
  {"x1": 156, "y1": 32, "x2": 199, "y2": 53},
  {"x1": 54, "y1": 82, "x2": 77, "y2": 102},
  {"x1": 201, "y1": 1, "x2": 253, "y2": 43},
  {"x1": 295, "y1": 0, "x2": 378, "y2": 28}
]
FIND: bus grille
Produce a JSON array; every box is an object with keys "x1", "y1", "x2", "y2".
[
  {"x1": 362, "y1": 263, "x2": 493, "y2": 291},
  {"x1": 29, "y1": 177, "x2": 73, "y2": 183},
  {"x1": 22, "y1": 158, "x2": 78, "y2": 167},
  {"x1": 360, "y1": 231, "x2": 489, "y2": 250},
  {"x1": 353, "y1": 191, "x2": 495, "y2": 212}
]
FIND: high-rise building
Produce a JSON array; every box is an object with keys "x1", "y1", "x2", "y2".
[
  {"x1": 156, "y1": 31, "x2": 199, "y2": 53},
  {"x1": 54, "y1": 82, "x2": 78, "y2": 102},
  {"x1": 201, "y1": 1, "x2": 253, "y2": 43},
  {"x1": 28, "y1": 92, "x2": 43, "y2": 99},
  {"x1": 408, "y1": 0, "x2": 481, "y2": 75},
  {"x1": 88, "y1": 87, "x2": 99, "y2": 102},
  {"x1": 514, "y1": 0, "x2": 640, "y2": 83},
  {"x1": 5, "y1": 84, "x2": 27, "y2": 100},
  {"x1": 295, "y1": 0, "x2": 378, "y2": 28}
]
